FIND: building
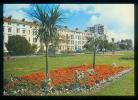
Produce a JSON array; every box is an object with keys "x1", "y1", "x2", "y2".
[
  {"x1": 3, "y1": 16, "x2": 40, "y2": 53},
  {"x1": 3, "y1": 17, "x2": 91, "y2": 53},
  {"x1": 87, "y1": 24, "x2": 105, "y2": 35},
  {"x1": 57, "y1": 26, "x2": 91, "y2": 52}
]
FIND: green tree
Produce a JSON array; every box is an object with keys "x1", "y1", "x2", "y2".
[
  {"x1": 30, "y1": 44, "x2": 37, "y2": 54},
  {"x1": 84, "y1": 33, "x2": 105, "y2": 68},
  {"x1": 7, "y1": 35, "x2": 31, "y2": 55},
  {"x1": 111, "y1": 38, "x2": 115, "y2": 54},
  {"x1": 29, "y1": 5, "x2": 65, "y2": 78}
]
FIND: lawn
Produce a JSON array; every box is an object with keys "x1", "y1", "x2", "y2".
[{"x1": 4, "y1": 51, "x2": 134, "y2": 96}]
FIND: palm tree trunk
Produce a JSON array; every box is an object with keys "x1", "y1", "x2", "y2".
[
  {"x1": 45, "y1": 43, "x2": 48, "y2": 78},
  {"x1": 93, "y1": 45, "x2": 96, "y2": 68}
]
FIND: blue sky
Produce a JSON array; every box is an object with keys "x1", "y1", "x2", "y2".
[{"x1": 3, "y1": 4, "x2": 134, "y2": 45}]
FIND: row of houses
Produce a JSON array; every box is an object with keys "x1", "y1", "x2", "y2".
[{"x1": 3, "y1": 16, "x2": 105, "y2": 53}]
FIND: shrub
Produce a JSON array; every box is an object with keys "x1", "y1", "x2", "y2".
[
  {"x1": 7, "y1": 35, "x2": 32, "y2": 55},
  {"x1": 30, "y1": 44, "x2": 37, "y2": 54}
]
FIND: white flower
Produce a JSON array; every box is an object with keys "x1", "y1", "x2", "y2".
[
  {"x1": 13, "y1": 90, "x2": 17, "y2": 94},
  {"x1": 3, "y1": 91, "x2": 7, "y2": 95}
]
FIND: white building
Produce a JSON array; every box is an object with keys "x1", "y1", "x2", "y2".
[
  {"x1": 3, "y1": 16, "x2": 40, "y2": 53},
  {"x1": 3, "y1": 17, "x2": 91, "y2": 53},
  {"x1": 57, "y1": 26, "x2": 91, "y2": 52}
]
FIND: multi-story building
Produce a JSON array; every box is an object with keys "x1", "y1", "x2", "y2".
[
  {"x1": 3, "y1": 16, "x2": 40, "y2": 53},
  {"x1": 3, "y1": 17, "x2": 91, "y2": 53},
  {"x1": 87, "y1": 24, "x2": 105, "y2": 35},
  {"x1": 57, "y1": 26, "x2": 90, "y2": 52}
]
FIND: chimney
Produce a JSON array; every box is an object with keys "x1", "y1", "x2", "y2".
[
  {"x1": 85, "y1": 30, "x2": 87, "y2": 32},
  {"x1": 22, "y1": 18, "x2": 25, "y2": 22},
  {"x1": 75, "y1": 28, "x2": 79, "y2": 30},
  {"x1": 64, "y1": 26, "x2": 68, "y2": 28},
  {"x1": 33, "y1": 20, "x2": 37, "y2": 24},
  {"x1": 8, "y1": 15, "x2": 12, "y2": 19}
]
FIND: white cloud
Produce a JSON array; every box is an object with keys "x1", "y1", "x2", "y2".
[
  {"x1": 87, "y1": 4, "x2": 134, "y2": 45},
  {"x1": 60, "y1": 4, "x2": 94, "y2": 13},
  {"x1": 4, "y1": 4, "x2": 31, "y2": 21},
  {"x1": 90, "y1": 15, "x2": 98, "y2": 23},
  {"x1": 90, "y1": 4, "x2": 134, "y2": 28}
]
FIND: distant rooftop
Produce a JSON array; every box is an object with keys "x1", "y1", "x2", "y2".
[{"x1": 3, "y1": 16, "x2": 37, "y2": 26}]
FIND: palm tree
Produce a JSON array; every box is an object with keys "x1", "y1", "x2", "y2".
[
  {"x1": 85, "y1": 33, "x2": 103, "y2": 68},
  {"x1": 111, "y1": 38, "x2": 115, "y2": 54},
  {"x1": 28, "y1": 4, "x2": 65, "y2": 78}
]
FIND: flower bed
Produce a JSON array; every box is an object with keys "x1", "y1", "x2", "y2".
[
  {"x1": 19, "y1": 64, "x2": 130, "y2": 86},
  {"x1": 4, "y1": 64, "x2": 132, "y2": 95}
]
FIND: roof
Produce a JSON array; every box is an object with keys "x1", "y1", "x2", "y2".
[
  {"x1": 3, "y1": 17, "x2": 37, "y2": 26},
  {"x1": 56, "y1": 25, "x2": 82, "y2": 33}
]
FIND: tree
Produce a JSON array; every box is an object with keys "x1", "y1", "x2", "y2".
[
  {"x1": 7, "y1": 35, "x2": 31, "y2": 55},
  {"x1": 48, "y1": 34, "x2": 60, "y2": 56},
  {"x1": 111, "y1": 38, "x2": 115, "y2": 54},
  {"x1": 30, "y1": 44, "x2": 37, "y2": 54},
  {"x1": 84, "y1": 33, "x2": 105, "y2": 68},
  {"x1": 28, "y1": 4, "x2": 65, "y2": 78},
  {"x1": 98, "y1": 35, "x2": 107, "y2": 54},
  {"x1": 118, "y1": 39, "x2": 133, "y2": 50}
]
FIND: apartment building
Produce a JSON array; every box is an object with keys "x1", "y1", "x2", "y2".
[
  {"x1": 3, "y1": 17, "x2": 91, "y2": 53},
  {"x1": 57, "y1": 26, "x2": 91, "y2": 52},
  {"x1": 3, "y1": 16, "x2": 40, "y2": 53},
  {"x1": 87, "y1": 24, "x2": 105, "y2": 35}
]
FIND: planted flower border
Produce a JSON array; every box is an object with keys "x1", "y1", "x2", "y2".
[{"x1": 4, "y1": 64, "x2": 132, "y2": 96}]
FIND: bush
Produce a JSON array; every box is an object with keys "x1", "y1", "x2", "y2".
[
  {"x1": 30, "y1": 44, "x2": 37, "y2": 54},
  {"x1": 37, "y1": 45, "x2": 45, "y2": 55},
  {"x1": 7, "y1": 35, "x2": 32, "y2": 55}
]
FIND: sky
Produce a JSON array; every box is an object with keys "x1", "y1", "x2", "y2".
[{"x1": 3, "y1": 4, "x2": 134, "y2": 46}]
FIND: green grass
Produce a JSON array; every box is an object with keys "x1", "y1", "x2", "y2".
[{"x1": 4, "y1": 51, "x2": 134, "y2": 96}]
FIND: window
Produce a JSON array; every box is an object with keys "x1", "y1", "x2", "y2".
[
  {"x1": 71, "y1": 35, "x2": 74, "y2": 39},
  {"x1": 8, "y1": 27, "x2": 12, "y2": 32},
  {"x1": 75, "y1": 41, "x2": 77, "y2": 45},
  {"x1": 33, "y1": 38, "x2": 35, "y2": 42},
  {"x1": 16, "y1": 28, "x2": 20, "y2": 33},
  {"x1": 33, "y1": 38, "x2": 37, "y2": 43},
  {"x1": 33, "y1": 30, "x2": 37, "y2": 35},
  {"x1": 23, "y1": 24, "x2": 25, "y2": 27},
  {"x1": 29, "y1": 30, "x2": 30, "y2": 34},
  {"x1": 17, "y1": 23, "x2": 20, "y2": 26},
  {"x1": 75, "y1": 35, "x2": 77, "y2": 39},
  {"x1": 29, "y1": 37, "x2": 30, "y2": 41},
  {"x1": 8, "y1": 23, "x2": 11, "y2": 25},
  {"x1": 22, "y1": 29, "x2": 25, "y2": 34}
]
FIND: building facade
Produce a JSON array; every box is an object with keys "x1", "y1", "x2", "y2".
[
  {"x1": 57, "y1": 26, "x2": 91, "y2": 52},
  {"x1": 87, "y1": 24, "x2": 105, "y2": 35},
  {"x1": 3, "y1": 16, "x2": 40, "y2": 53},
  {"x1": 3, "y1": 17, "x2": 91, "y2": 53}
]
